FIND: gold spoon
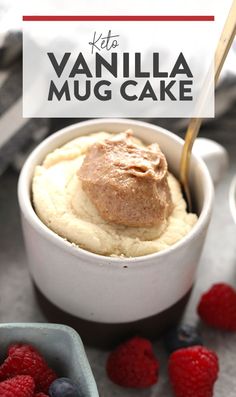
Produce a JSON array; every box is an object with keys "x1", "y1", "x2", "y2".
[{"x1": 180, "y1": 0, "x2": 236, "y2": 211}]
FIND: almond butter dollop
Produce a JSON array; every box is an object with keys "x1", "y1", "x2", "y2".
[{"x1": 78, "y1": 131, "x2": 173, "y2": 228}]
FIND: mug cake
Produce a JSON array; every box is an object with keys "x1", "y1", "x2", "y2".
[{"x1": 32, "y1": 131, "x2": 197, "y2": 257}]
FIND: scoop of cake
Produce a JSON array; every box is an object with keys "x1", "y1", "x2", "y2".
[{"x1": 78, "y1": 131, "x2": 173, "y2": 227}]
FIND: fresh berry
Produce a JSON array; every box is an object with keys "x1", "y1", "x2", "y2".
[
  {"x1": 48, "y1": 378, "x2": 80, "y2": 397},
  {"x1": 34, "y1": 394, "x2": 49, "y2": 397},
  {"x1": 169, "y1": 346, "x2": 219, "y2": 397},
  {"x1": 164, "y1": 324, "x2": 203, "y2": 353},
  {"x1": 8, "y1": 344, "x2": 23, "y2": 356},
  {"x1": 198, "y1": 283, "x2": 236, "y2": 331},
  {"x1": 106, "y1": 336, "x2": 159, "y2": 388},
  {"x1": 0, "y1": 375, "x2": 35, "y2": 397},
  {"x1": 0, "y1": 344, "x2": 57, "y2": 393}
]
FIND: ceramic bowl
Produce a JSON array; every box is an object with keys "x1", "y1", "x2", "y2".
[{"x1": 0, "y1": 323, "x2": 99, "y2": 397}]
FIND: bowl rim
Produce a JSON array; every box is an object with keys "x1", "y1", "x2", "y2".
[
  {"x1": 0, "y1": 322, "x2": 99, "y2": 397},
  {"x1": 18, "y1": 118, "x2": 214, "y2": 265}
]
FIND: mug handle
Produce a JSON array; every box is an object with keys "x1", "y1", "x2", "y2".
[{"x1": 193, "y1": 138, "x2": 229, "y2": 185}]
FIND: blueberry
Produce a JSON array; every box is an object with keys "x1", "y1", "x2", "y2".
[
  {"x1": 164, "y1": 324, "x2": 203, "y2": 354},
  {"x1": 49, "y1": 377, "x2": 80, "y2": 397}
]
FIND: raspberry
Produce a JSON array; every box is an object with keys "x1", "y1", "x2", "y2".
[
  {"x1": 106, "y1": 336, "x2": 159, "y2": 388},
  {"x1": 0, "y1": 375, "x2": 35, "y2": 397},
  {"x1": 197, "y1": 283, "x2": 236, "y2": 331},
  {"x1": 7, "y1": 344, "x2": 24, "y2": 356},
  {"x1": 0, "y1": 344, "x2": 57, "y2": 393},
  {"x1": 34, "y1": 394, "x2": 48, "y2": 397},
  {"x1": 169, "y1": 346, "x2": 219, "y2": 397}
]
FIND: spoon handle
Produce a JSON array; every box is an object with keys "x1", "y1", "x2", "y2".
[
  {"x1": 180, "y1": 0, "x2": 236, "y2": 210},
  {"x1": 215, "y1": 0, "x2": 236, "y2": 83}
]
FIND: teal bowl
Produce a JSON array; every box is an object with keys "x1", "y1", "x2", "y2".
[{"x1": 0, "y1": 323, "x2": 99, "y2": 397}]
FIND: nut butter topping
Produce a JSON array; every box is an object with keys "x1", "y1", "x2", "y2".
[{"x1": 78, "y1": 131, "x2": 173, "y2": 227}]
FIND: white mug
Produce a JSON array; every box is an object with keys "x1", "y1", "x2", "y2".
[{"x1": 18, "y1": 119, "x2": 226, "y2": 330}]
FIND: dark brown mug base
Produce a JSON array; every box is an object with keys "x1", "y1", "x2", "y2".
[{"x1": 34, "y1": 286, "x2": 192, "y2": 349}]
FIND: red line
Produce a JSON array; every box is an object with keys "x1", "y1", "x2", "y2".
[{"x1": 22, "y1": 15, "x2": 215, "y2": 22}]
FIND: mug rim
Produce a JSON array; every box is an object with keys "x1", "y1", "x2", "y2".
[{"x1": 18, "y1": 118, "x2": 214, "y2": 265}]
